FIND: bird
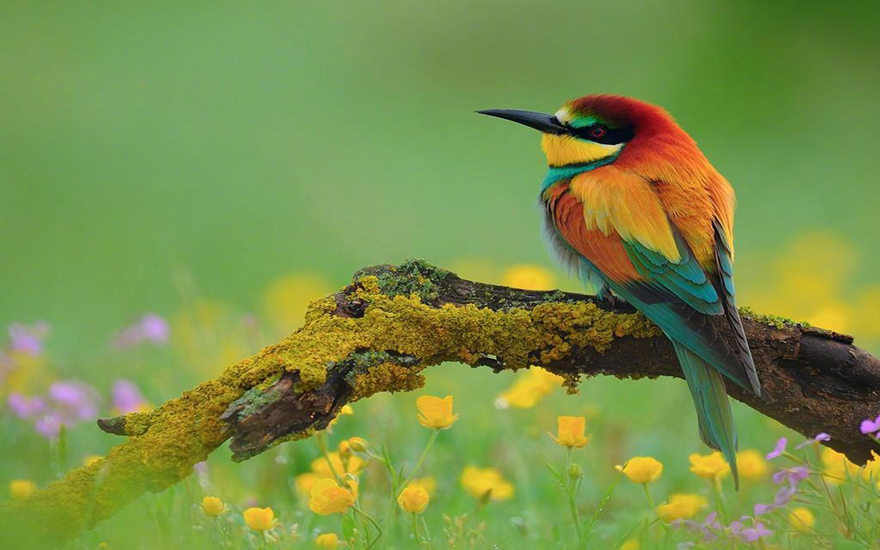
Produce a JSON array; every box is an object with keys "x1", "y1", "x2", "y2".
[{"x1": 478, "y1": 95, "x2": 761, "y2": 487}]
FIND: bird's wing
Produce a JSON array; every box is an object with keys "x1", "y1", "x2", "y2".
[{"x1": 548, "y1": 167, "x2": 759, "y2": 394}]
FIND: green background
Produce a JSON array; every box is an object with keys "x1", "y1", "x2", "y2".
[{"x1": 2, "y1": 1, "x2": 878, "y2": 348}]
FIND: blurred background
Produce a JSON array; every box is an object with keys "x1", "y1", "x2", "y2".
[{"x1": 1, "y1": 1, "x2": 879, "y2": 546}]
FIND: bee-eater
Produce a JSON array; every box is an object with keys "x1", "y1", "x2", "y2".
[{"x1": 479, "y1": 95, "x2": 761, "y2": 486}]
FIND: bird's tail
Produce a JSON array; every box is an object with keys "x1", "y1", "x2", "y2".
[{"x1": 673, "y1": 341, "x2": 740, "y2": 489}]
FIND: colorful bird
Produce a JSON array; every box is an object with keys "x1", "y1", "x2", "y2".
[{"x1": 479, "y1": 95, "x2": 761, "y2": 487}]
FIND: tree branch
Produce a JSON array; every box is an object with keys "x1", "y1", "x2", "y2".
[{"x1": 4, "y1": 260, "x2": 879, "y2": 544}]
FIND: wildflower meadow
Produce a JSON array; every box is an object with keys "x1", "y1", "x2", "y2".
[
  {"x1": 4, "y1": 2, "x2": 880, "y2": 549},
  {"x1": 5, "y1": 252, "x2": 880, "y2": 549}
]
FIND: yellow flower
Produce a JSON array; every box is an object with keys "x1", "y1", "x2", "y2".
[
  {"x1": 309, "y1": 478, "x2": 357, "y2": 515},
  {"x1": 620, "y1": 540, "x2": 640, "y2": 550},
  {"x1": 338, "y1": 440, "x2": 353, "y2": 458},
  {"x1": 416, "y1": 395, "x2": 458, "y2": 430},
  {"x1": 616, "y1": 457, "x2": 663, "y2": 484},
  {"x1": 689, "y1": 452, "x2": 730, "y2": 480},
  {"x1": 201, "y1": 496, "x2": 227, "y2": 517},
  {"x1": 551, "y1": 416, "x2": 590, "y2": 448},
  {"x1": 243, "y1": 507, "x2": 275, "y2": 531},
  {"x1": 789, "y1": 507, "x2": 815, "y2": 532},
  {"x1": 496, "y1": 367, "x2": 563, "y2": 409},
  {"x1": 83, "y1": 455, "x2": 103, "y2": 467},
  {"x1": 407, "y1": 476, "x2": 437, "y2": 497},
  {"x1": 398, "y1": 486, "x2": 429, "y2": 514},
  {"x1": 460, "y1": 466, "x2": 514, "y2": 501},
  {"x1": 9, "y1": 479, "x2": 36, "y2": 500},
  {"x1": 655, "y1": 494, "x2": 708, "y2": 522},
  {"x1": 311, "y1": 452, "x2": 364, "y2": 477},
  {"x1": 501, "y1": 264, "x2": 556, "y2": 291},
  {"x1": 736, "y1": 449, "x2": 768, "y2": 481},
  {"x1": 295, "y1": 473, "x2": 322, "y2": 496},
  {"x1": 97, "y1": 543, "x2": 109, "y2": 550},
  {"x1": 348, "y1": 437, "x2": 369, "y2": 453},
  {"x1": 315, "y1": 533, "x2": 341, "y2": 549},
  {"x1": 821, "y1": 447, "x2": 857, "y2": 484}
]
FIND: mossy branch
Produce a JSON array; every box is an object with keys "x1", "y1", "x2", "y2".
[{"x1": 4, "y1": 260, "x2": 880, "y2": 544}]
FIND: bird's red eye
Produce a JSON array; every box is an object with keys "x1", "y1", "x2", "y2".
[{"x1": 590, "y1": 126, "x2": 607, "y2": 138}]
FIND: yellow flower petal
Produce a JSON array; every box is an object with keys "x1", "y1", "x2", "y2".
[
  {"x1": 243, "y1": 507, "x2": 275, "y2": 531},
  {"x1": 688, "y1": 452, "x2": 730, "y2": 480},
  {"x1": 551, "y1": 416, "x2": 590, "y2": 448},
  {"x1": 416, "y1": 395, "x2": 458, "y2": 430},
  {"x1": 656, "y1": 494, "x2": 707, "y2": 522},
  {"x1": 616, "y1": 457, "x2": 663, "y2": 484},
  {"x1": 460, "y1": 466, "x2": 514, "y2": 501},
  {"x1": 397, "y1": 486, "x2": 429, "y2": 514}
]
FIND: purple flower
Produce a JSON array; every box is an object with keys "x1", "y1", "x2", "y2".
[
  {"x1": 766, "y1": 437, "x2": 787, "y2": 459},
  {"x1": 860, "y1": 415, "x2": 880, "y2": 436},
  {"x1": 35, "y1": 413, "x2": 61, "y2": 439},
  {"x1": 773, "y1": 466, "x2": 809, "y2": 487},
  {"x1": 774, "y1": 486, "x2": 796, "y2": 507},
  {"x1": 796, "y1": 432, "x2": 831, "y2": 449},
  {"x1": 8, "y1": 321, "x2": 50, "y2": 355},
  {"x1": 112, "y1": 379, "x2": 149, "y2": 414},
  {"x1": 7, "y1": 393, "x2": 46, "y2": 419},
  {"x1": 754, "y1": 503, "x2": 774, "y2": 516},
  {"x1": 48, "y1": 380, "x2": 99, "y2": 421},
  {"x1": 113, "y1": 314, "x2": 169, "y2": 348},
  {"x1": 740, "y1": 522, "x2": 772, "y2": 543}
]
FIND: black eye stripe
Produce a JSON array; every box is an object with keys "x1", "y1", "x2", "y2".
[{"x1": 568, "y1": 124, "x2": 634, "y2": 144}]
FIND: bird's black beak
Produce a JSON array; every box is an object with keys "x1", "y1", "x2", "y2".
[{"x1": 477, "y1": 109, "x2": 567, "y2": 135}]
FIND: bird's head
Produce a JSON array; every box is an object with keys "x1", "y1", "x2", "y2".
[{"x1": 479, "y1": 94, "x2": 674, "y2": 168}]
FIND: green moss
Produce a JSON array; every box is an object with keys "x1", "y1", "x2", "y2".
[{"x1": 739, "y1": 306, "x2": 804, "y2": 329}]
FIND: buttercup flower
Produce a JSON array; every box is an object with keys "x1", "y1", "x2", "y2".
[
  {"x1": 201, "y1": 496, "x2": 227, "y2": 517},
  {"x1": 821, "y1": 447, "x2": 857, "y2": 483},
  {"x1": 551, "y1": 416, "x2": 590, "y2": 448},
  {"x1": 416, "y1": 395, "x2": 458, "y2": 429},
  {"x1": 9, "y1": 479, "x2": 36, "y2": 500},
  {"x1": 461, "y1": 466, "x2": 514, "y2": 501},
  {"x1": 347, "y1": 437, "x2": 368, "y2": 453},
  {"x1": 496, "y1": 367, "x2": 563, "y2": 409},
  {"x1": 309, "y1": 478, "x2": 357, "y2": 515},
  {"x1": 689, "y1": 452, "x2": 730, "y2": 480},
  {"x1": 407, "y1": 476, "x2": 437, "y2": 496},
  {"x1": 655, "y1": 493, "x2": 707, "y2": 522},
  {"x1": 789, "y1": 507, "x2": 815, "y2": 531},
  {"x1": 311, "y1": 452, "x2": 364, "y2": 477},
  {"x1": 243, "y1": 506, "x2": 275, "y2": 531},
  {"x1": 736, "y1": 450, "x2": 768, "y2": 481},
  {"x1": 616, "y1": 456, "x2": 663, "y2": 484},
  {"x1": 315, "y1": 533, "x2": 340, "y2": 549},
  {"x1": 398, "y1": 486, "x2": 429, "y2": 514},
  {"x1": 620, "y1": 540, "x2": 639, "y2": 550},
  {"x1": 295, "y1": 473, "x2": 322, "y2": 496}
]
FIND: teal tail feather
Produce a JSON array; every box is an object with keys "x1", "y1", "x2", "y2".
[{"x1": 673, "y1": 342, "x2": 740, "y2": 489}]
